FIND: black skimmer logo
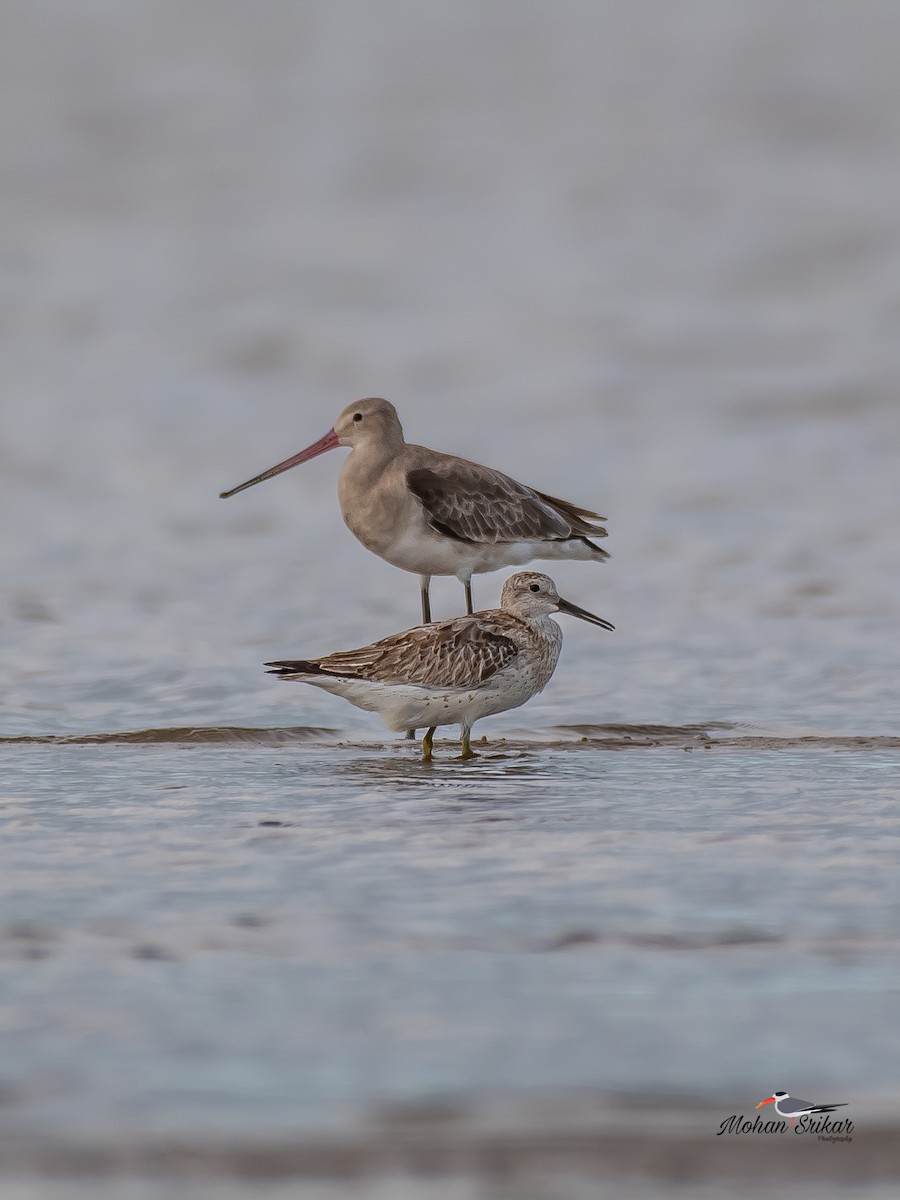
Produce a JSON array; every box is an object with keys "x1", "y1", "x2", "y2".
[{"x1": 756, "y1": 1090, "x2": 848, "y2": 1128}]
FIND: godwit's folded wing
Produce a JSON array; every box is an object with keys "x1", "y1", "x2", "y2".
[{"x1": 406, "y1": 457, "x2": 608, "y2": 547}]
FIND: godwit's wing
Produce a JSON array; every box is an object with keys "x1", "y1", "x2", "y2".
[
  {"x1": 406, "y1": 454, "x2": 609, "y2": 553},
  {"x1": 267, "y1": 613, "x2": 522, "y2": 691}
]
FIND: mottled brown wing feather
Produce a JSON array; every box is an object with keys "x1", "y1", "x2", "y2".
[
  {"x1": 406, "y1": 461, "x2": 607, "y2": 544},
  {"x1": 270, "y1": 615, "x2": 522, "y2": 690},
  {"x1": 534, "y1": 490, "x2": 608, "y2": 526}
]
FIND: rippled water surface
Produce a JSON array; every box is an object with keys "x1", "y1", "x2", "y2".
[{"x1": 2, "y1": 0, "x2": 900, "y2": 1191}]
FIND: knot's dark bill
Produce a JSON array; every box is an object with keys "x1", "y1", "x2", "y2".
[{"x1": 556, "y1": 597, "x2": 614, "y2": 631}]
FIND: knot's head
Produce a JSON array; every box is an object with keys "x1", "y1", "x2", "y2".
[
  {"x1": 500, "y1": 572, "x2": 561, "y2": 617},
  {"x1": 500, "y1": 572, "x2": 614, "y2": 631}
]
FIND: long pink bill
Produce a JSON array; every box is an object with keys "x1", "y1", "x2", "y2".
[{"x1": 219, "y1": 428, "x2": 340, "y2": 499}]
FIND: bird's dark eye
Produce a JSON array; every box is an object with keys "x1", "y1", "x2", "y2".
[
  {"x1": 353, "y1": 412, "x2": 363, "y2": 422},
  {"x1": 529, "y1": 583, "x2": 540, "y2": 592}
]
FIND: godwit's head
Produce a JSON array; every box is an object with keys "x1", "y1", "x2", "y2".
[
  {"x1": 334, "y1": 397, "x2": 404, "y2": 451},
  {"x1": 500, "y1": 572, "x2": 614, "y2": 630},
  {"x1": 219, "y1": 397, "x2": 404, "y2": 499}
]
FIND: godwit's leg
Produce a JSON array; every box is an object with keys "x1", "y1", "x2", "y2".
[
  {"x1": 421, "y1": 726, "x2": 436, "y2": 762},
  {"x1": 463, "y1": 578, "x2": 474, "y2": 614},
  {"x1": 411, "y1": 572, "x2": 430, "y2": 743},
  {"x1": 419, "y1": 575, "x2": 432, "y2": 624},
  {"x1": 459, "y1": 723, "x2": 477, "y2": 760}
]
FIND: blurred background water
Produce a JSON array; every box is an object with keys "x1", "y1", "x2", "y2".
[{"x1": 1, "y1": 0, "x2": 899, "y2": 1192}]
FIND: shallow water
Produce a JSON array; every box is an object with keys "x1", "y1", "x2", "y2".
[
  {"x1": 2, "y1": 738, "x2": 899, "y2": 1154},
  {"x1": 2, "y1": 0, "x2": 900, "y2": 1190}
]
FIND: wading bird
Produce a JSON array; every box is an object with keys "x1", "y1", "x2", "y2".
[
  {"x1": 265, "y1": 571, "x2": 613, "y2": 761},
  {"x1": 221, "y1": 398, "x2": 609, "y2": 623}
]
